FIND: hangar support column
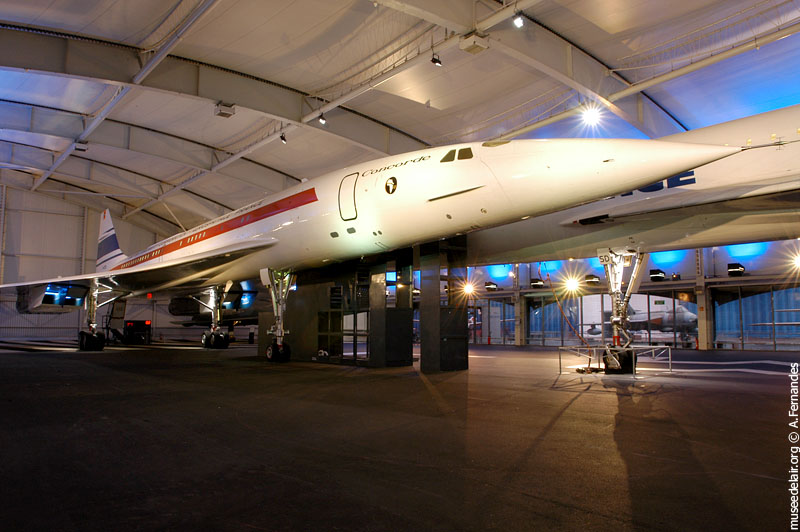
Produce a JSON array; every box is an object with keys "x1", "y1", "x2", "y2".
[
  {"x1": 695, "y1": 249, "x2": 713, "y2": 350},
  {"x1": 368, "y1": 249, "x2": 414, "y2": 367},
  {"x1": 418, "y1": 236, "x2": 469, "y2": 373}
]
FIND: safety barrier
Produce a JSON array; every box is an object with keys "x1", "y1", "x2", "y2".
[{"x1": 558, "y1": 345, "x2": 672, "y2": 375}]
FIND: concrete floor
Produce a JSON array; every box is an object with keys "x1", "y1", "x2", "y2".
[{"x1": 0, "y1": 342, "x2": 792, "y2": 531}]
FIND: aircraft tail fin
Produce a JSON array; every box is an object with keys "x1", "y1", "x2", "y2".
[{"x1": 96, "y1": 209, "x2": 128, "y2": 272}]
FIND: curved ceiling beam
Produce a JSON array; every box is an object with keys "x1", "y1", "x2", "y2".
[
  {"x1": 0, "y1": 100, "x2": 293, "y2": 211},
  {"x1": 0, "y1": 25, "x2": 427, "y2": 157},
  {"x1": 0, "y1": 138, "x2": 230, "y2": 223},
  {"x1": 0, "y1": 168, "x2": 181, "y2": 236},
  {"x1": 375, "y1": 0, "x2": 683, "y2": 138},
  {"x1": 0, "y1": 137, "x2": 234, "y2": 215},
  {"x1": 496, "y1": 18, "x2": 800, "y2": 140},
  {"x1": 28, "y1": 0, "x2": 223, "y2": 192}
]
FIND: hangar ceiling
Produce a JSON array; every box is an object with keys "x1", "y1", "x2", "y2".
[{"x1": 0, "y1": 0, "x2": 798, "y2": 238}]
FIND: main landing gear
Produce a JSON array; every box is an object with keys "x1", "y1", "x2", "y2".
[
  {"x1": 196, "y1": 284, "x2": 231, "y2": 349},
  {"x1": 598, "y1": 247, "x2": 647, "y2": 374},
  {"x1": 79, "y1": 278, "x2": 105, "y2": 351},
  {"x1": 261, "y1": 268, "x2": 293, "y2": 362}
]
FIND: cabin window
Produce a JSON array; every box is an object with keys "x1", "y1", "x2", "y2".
[
  {"x1": 457, "y1": 147, "x2": 473, "y2": 160},
  {"x1": 346, "y1": 227, "x2": 356, "y2": 234},
  {"x1": 330, "y1": 232, "x2": 339, "y2": 238},
  {"x1": 440, "y1": 150, "x2": 456, "y2": 163}
]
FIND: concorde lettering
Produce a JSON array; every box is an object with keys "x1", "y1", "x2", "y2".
[{"x1": 2, "y1": 137, "x2": 743, "y2": 352}]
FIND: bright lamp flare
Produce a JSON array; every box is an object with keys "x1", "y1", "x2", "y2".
[
  {"x1": 463, "y1": 283, "x2": 475, "y2": 295},
  {"x1": 513, "y1": 15, "x2": 524, "y2": 28},
  {"x1": 565, "y1": 277, "x2": 580, "y2": 291},
  {"x1": 582, "y1": 106, "x2": 602, "y2": 126},
  {"x1": 794, "y1": 254, "x2": 800, "y2": 269}
]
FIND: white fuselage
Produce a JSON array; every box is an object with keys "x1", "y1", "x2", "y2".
[
  {"x1": 467, "y1": 104, "x2": 800, "y2": 265},
  {"x1": 109, "y1": 138, "x2": 739, "y2": 286}
]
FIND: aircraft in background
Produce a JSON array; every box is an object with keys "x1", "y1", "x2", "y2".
[
  {"x1": 586, "y1": 306, "x2": 698, "y2": 337},
  {"x1": 0, "y1": 137, "x2": 741, "y2": 355}
]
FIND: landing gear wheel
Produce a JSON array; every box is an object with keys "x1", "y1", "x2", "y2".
[
  {"x1": 266, "y1": 341, "x2": 291, "y2": 362},
  {"x1": 93, "y1": 332, "x2": 105, "y2": 352},
  {"x1": 79, "y1": 331, "x2": 105, "y2": 351},
  {"x1": 604, "y1": 347, "x2": 635, "y2": 374},
  {"x1": 209, "y1": 332, "x2": 229, "y2": 349}
]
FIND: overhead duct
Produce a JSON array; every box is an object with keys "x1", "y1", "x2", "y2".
[{"x1": 459, "y1": 33, "x2": 489, "y2": 54}]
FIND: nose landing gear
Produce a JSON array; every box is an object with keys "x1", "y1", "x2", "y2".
[
  {"x1": 261, "y1": 268, "x2": 293, "y2": 362},
  {"x1": 598, "y1": 247, "x2": 647, "y2": 374}
]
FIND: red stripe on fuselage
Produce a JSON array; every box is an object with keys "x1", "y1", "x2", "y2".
[{"x1": 112, "y1": 188, "x2": 318, "y2": 271}]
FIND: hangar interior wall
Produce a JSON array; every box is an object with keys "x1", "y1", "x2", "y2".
[{"x1": 0, "y1": 188, "x2": 175, "y2": 340}]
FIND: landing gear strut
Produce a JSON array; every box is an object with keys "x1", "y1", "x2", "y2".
[
  {"x1": 598, "y1": 247, "x2": 647, "y2": 374},
  {"x1": 196, "y1": 284, "x2": 230, "y2": 349},
  {"x1": 261, "y1": 268, "x2": 293, "y2": 362},
  {"x1": 79, "y1": 278, "x2": 105, "y2": 351}
]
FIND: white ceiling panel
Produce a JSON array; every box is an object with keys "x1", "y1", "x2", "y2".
[{"x1": 0, "y1": 0, "x2": 795, "y2": 236}]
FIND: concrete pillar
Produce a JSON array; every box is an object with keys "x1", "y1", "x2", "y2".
[
  {"x1": 695, "y1": 249, "x2": 712, "y2": 350},
  {"x1": 368, "y1": 251, "x2": 414, "y2": 367},
  {"x1": 419, "y1": 237, "x2": 468, "y2": 373}
]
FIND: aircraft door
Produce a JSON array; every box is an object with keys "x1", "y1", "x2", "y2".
[{"x1": 338, "y1": 172, "x2": 359, "y2": 221}]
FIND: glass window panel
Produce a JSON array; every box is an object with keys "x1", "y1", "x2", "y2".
[
  {"x1": 774, "y1": 286, "x2": 800, "y2": 351},
  {"x1": 713, "y1": 287, "x2": 741, "y2": 349},
  {"x1": 741, "y1": 286, "x2": 774, "y2": 350},
  {"x1": 528, "y1": 297, "x2": 543, "y2": 345}
]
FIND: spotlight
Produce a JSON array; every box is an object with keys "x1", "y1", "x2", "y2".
[
  {"x1": 280, "y1": 133, "x2": 287, "y2": 144},
  {"x1": 565, "y1": 277, "x2": 580, "y2": 292},
  {"x1": 318, "y1": 114, "x2": 326, "y2": 125},
  {"x1": 671, "y1": 272, "x2": 681, "y2": 281},
  {"x1": 649, "y1": 269, "x2": 666, "y2": 282},
  {"x1": 484, "y1": 281, "x2": 498, "y2": 292},
  {"x1": 431, "y1": 53, "x2": 442, "y2": 67},
  {"x1": 463, "y1": 283, "x2": 475, "y2": 295},
  {"x1": 513, "y1": 14, "x2": 524, "y2": 28},
  {"x1": 727, "y1": 263, "x2": 745, "y2": 277},
  {"x1": 581, "y1": 106, "x2": 601, "y2": 126},
  {"x1": 584, "y1": 274, "x2": 600, "y2": 285},
  {"x1": 793, "y1": 254, "x2": 800, "y2": 269},
  {"x1": 530, "y1": 278, "x2": 544, "y2": 288}
]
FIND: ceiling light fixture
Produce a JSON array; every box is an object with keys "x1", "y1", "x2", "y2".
[
  {"x1": 582, "y1": 106, "x2": 602, "y2": 126},
  {"x1": 280, "y1": 133, "x2": 287, "y2": 144},
  {"x1": 565, "y1": 277, "x2": 580, "y2": 292},
  {"x1": 431, "y1": 53, "x2": 442, "y2": 67},
  {"x1": 513, "y1": 13, "x2": 524, "y2": 28},
  {"x1": 318, "y1": 113, "x2": 326, "y2": 125}
]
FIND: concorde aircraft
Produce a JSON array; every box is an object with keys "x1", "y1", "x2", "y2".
[
  {"x1": 467, "y1": 104, "x2": 800, "y2": 267},
  {"x1": 0, "y1": 136, "x2": 743, "y2": 354}
]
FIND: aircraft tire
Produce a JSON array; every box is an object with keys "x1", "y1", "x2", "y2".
[
  {"x1": 211, "y1": 332, "x2": 228, "y2": 349},
  {"x1": 280, "y1": 342, "x2": 291, "y2": 362},
  {"x1": 267, "y1": 341, "x2": 290, "y2": 362},
  {"x1": 93, "y1": 332, "x2": 105, "y2": 351},
  {"x1": 604, "y1": 348, "x2": 635, "y2": 374}
]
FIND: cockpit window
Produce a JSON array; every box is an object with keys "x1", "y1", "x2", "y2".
[
  {"x1": 457, "y1": 147, "x2": 473, "y2": 160},
  {"x1": 440, "y1": 149, "x2": 456, "y2": 163}
]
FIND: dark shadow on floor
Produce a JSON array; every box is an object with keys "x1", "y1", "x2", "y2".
[{"x1": 606, "y1": 378, "x2": 742, "y2": 531}]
